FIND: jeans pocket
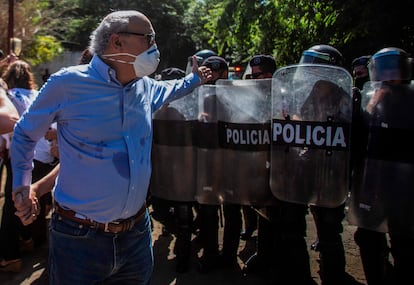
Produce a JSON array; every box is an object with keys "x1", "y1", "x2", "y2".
[
  {"x1": 131, "y1": 211, "x2": 151, "y2": 235},
  {"x1": 51, "y1": 212, "x2": 90, "y2": 237}
]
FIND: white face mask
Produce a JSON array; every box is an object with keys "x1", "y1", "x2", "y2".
[{"x1": 102, "y1": 45, "x2": 160, "y2": 78}]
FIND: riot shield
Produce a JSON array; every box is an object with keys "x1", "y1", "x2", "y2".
[
  {"x1": 347, "y1": 83, "x2": 414, "y2": 236},
  {"x1": 195, "y1": 79, "x2": 275, "y2": 206},
  {"x1": 271, "y1": 64, "x2": 353, "y2": 207},
  {"x1": 149, "y1": 90, "x2": 198, "y2": 202}
]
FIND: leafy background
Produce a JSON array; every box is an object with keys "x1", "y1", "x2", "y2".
[{"x1": 0, "y1": 0, "x2": 413, "y2": 71}]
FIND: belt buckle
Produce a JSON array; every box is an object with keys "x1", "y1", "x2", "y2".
[
  {"x1": 103, "y1": 215, "x2": 137, "y2": 233},
  {"x1": 108, "y1": 221, "x2": 123, "y2": 233}
]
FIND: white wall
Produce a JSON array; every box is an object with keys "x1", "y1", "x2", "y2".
[{"x1": 33, "y1": 50, "x2": 82, "y2": 87}]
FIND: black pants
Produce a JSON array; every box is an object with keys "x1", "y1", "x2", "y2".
[
  {"x1": 198, "y1": 204, "x2": 220, "y2": 260},
  {"x1": 310, "y1": 203, "x2": 346, "y2": 285},
  {"x1": 389, "y1": 233, "x2": 414, "y2": 285},
  {"x1": 0, "y1": 158, "x2": 57, "y2": 261},
  {"x1": 269, "y1": 199, "x2": 313, "y2": 284},
  {"x1": 222, "y1": 203, "x2": 242, "y2": 263},
  {"x1": 0, "y1": 158, "x2": 21, "y2": 261},
  {"x1": 198, "y1": 203, "x2": 242, "y2": 263},
  {"x1": 354, "y1": 227, "x2": 391, "y2": 285}
]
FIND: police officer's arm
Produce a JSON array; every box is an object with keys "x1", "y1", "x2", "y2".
[
  {"x1": 0, "y1": 88, "x2": 19, "y2": 134},
  {"x1": 13, "y1": 164, "x2": 60, "y2": 225}
]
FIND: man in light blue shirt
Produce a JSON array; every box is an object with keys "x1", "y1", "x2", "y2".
[{"x1": 11, "y1": 10, "x2": 212, "y2": 285}]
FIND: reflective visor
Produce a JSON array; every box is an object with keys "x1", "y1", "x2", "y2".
[
  {"x1": 368, "y1": 51, "x2": 412, "y2": 81},
  {"x1": 299, "y1": 50, "x2": 332, "y2": 65}
]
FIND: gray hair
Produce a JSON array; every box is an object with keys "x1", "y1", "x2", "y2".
[{"x1": 89, "y1": 10, "x2": 141, "y2": 55}]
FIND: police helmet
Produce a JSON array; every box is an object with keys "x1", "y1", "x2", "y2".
[
  {"x1": 159, "y1": 67, "x2": 185, "y2": 80},
  {"x1": 299, "y1": 44, "x2": 344, "y2": 67},
  {"x1": 249, "y1": 55, "x2": 277, "y2": 74},
  {"x1": 201, "y1": 56, "x2": 228, "y2": 72},
  {"x1": 185, "y1": 49, "x2": 217, "y2": 74},
  {"x1": 368, "y1": 47, "x2": 412, "y2": 82},
  {"x1": 195, "y1": 49, "x2": 217, "y2": 62},
  {"x1": 352, "y1": 55, "x2": 371, "y2": 69}
]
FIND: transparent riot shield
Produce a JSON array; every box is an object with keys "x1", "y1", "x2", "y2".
[
  {"x1": 149, "y1": 90, "x2": 198, "y2": 202},
  {"x1": 196, "y1": 79, "x2": 275, "y2": 206},
  {"x1": 271, "y1": 64, "x2": 353, "y2": 207},
  {"x1": 347, "y1": 83, "x2": 414, "y2": 236}
]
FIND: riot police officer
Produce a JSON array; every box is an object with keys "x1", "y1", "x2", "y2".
[
  {"x1": 351, "y1": 47, "x2": 414, "y2": 285},
  {"x1": 352, "y1": 55, "x2": 371, "y2": 90},
  {"x1": 269, "y1": 44, "x2": 352, "y2": 285},
  {"x1": 150, "y1": 50, "x2": 218, "y2": 274},
  {"x1": 350, "y1": 53, "x2": 393, "y2": 285},
  {"x1": 196, "y1": 55, "x2": 243, "y2": 273},
  {"x1": 150, "y1": 66, "x2": 195, "y2": 273},
  {"x1": 242, "y1": 54, "x2": 278, "y2": 276},
  {"x1": 305, "y1": 44, "x2": 352, "y2": 285}
]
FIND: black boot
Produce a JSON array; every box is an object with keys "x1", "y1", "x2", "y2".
[
  {"x1": 221, "y1": 204, "x2": 242, "y2": 269},
  {"x1": 242, "y1": 252, "x2": 267, "y2": 276},
  {"x1": 197, "y1": 204, "x2": 219, "y2": 274},
  {"x1": 174, "y1": 203, "x2": 193, "y2": 273},
  {"x1": 310, "y1": 204, "x2": 347, "y2": 285},
  {"x1": 354, "y1": 228, "x2": 391, "y2": 285},
  {"x1": 318, "y1": 240, "x2": 346, "y2": 285},
  {"x1": 175, "y1": 234, "x2": 191, "y2": 273}
]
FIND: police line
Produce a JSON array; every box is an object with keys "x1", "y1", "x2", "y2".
[
  {"x1": 150, "y1": 65, "x2": 353, "y2": 209},
  {"x1": 150, "y1": 64, "x2": 414, "y2": 237}
]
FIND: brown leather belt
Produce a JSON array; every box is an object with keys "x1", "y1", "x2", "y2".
[{"x1": 54, "y1": 202, "x2": 147, "y2": 234}]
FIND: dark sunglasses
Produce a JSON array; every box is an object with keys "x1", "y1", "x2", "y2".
[
  {"x1": 205, "y1": 61, "x2": 227, "y2": 71},
  {"x1": 246, "y1": 72, "x2": 265, "y2": 79},
  {"x1": 118, "y1": 31, "x2": 156, "y2": 46}
]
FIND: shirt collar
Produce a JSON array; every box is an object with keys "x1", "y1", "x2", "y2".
[
  {"x1": 91, "y1": 54, "x2": 140, "y2": 86},
  {"x1": 90, "y1": 54, "x2": 119, "y2": 83}
]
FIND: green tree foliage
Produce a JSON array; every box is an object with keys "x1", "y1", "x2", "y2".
[
  {"x1": 186, "y1": 0, "x2": 413, "y2": 69},
  {"x1": 190, "y1": 0, "x2": 342, "y2": 66},
  {"x1": 43, "y1": 0, "x2": 196, "y2": 70},
  {"x1": 2, "y1": 0, "x2": 413, "y2": 71},
  {"x1": 333, "y1": 0, "x2": 414, "y2": 64},
  {"x1": 24, "y1": 35, "x2": 63, "y2": 66}
]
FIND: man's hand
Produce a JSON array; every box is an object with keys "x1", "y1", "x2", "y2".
[
  {"x1": 192, "y1": 55, "x2": 213, "y2": 84},
  {"x1": 12, "y1": 186, "x2": 41, "y2": 226}
]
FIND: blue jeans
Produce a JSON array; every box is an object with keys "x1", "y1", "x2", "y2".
[{"x1": 49, "y1": 210, "x2": 153, "y2": 285}]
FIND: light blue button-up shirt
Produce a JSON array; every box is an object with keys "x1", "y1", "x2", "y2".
[{"x1": 11, "y1": 55, "x2": 201, "y2": 223}]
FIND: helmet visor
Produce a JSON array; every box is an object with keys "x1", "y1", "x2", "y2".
[
  {"x1": 299, "y1": 50, "x2": 332, "y2": 65},
  {"x1": 368, "y1": 51, "x2": 412, "y2": 82}
]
